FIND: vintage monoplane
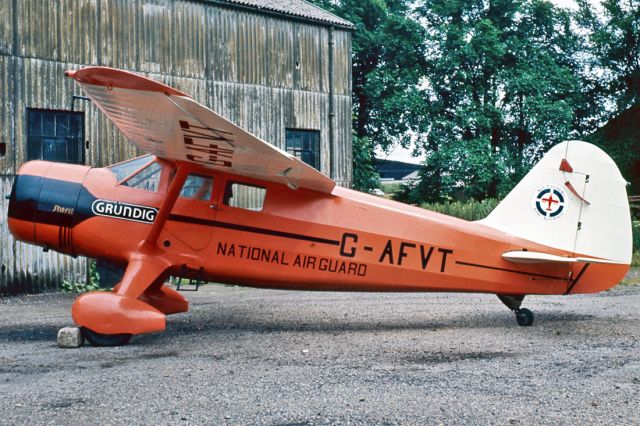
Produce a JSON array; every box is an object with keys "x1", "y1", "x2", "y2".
[{"x1": 7, "y1": 67, "x2": 631, "y2": 346}]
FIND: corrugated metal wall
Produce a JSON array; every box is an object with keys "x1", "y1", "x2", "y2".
[{"x1": 0, "y1": 0, "x2": 352, "y2": 293}]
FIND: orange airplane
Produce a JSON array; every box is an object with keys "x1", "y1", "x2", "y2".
[{"x1": 7, "y1": 67, "x2": 632, "y2": 346}]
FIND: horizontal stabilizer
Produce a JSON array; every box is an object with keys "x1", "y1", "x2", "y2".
[{"x1": 502, "y1": 251, "x2": 623, "y2": 265}]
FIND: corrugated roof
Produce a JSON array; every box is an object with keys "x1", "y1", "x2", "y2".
[
  {"x1": 374, "y1": 159, "x2": 421, "y2": 181},
  {"x1": 217, "y1": 0, "x2": 354, "y2": 28}
]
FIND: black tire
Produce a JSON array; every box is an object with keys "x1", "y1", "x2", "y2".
[
  {"x1": 81, "y1": 327, "x2": 133, "y2": 347},
  {"x1": 515, "y1": 308, "x2": 534, "y2": 326}
]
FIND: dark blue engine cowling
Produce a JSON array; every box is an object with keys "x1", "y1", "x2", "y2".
[{"x1": 8, "y1": 161, "x2": 92, "y2": 253}]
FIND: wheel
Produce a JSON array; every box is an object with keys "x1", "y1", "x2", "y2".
[
  {"x1": 81, "y1": 327, "x2": 133, "y2": 347},
  {"x1": 515, "y1": 308, "x2": 534, "y2": 326}
]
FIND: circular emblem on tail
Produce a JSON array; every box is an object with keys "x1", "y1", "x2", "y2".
[{"x1": 532, "y1": 186, "x2": 566, "y2": 220}]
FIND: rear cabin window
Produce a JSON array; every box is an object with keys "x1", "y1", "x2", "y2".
[{"x1": 224, "y1": 182, "x2": 266, "y2": 211}]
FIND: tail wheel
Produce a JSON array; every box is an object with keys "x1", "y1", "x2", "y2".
[
  {"x1": 515, "y1": 308, "x2": 534, "y2": 326},
  {"x1": 81, "y1": 327, "x2": 133, "y2": 347}
]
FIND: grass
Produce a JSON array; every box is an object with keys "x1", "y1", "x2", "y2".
[
  {"x1": 620, "y1": 254, "x2": 640, "y2": 287},
  {"x1": 618, "y1": 278, "x2": 639, "y2": 287},
  {"x1": 420, "y1": 199, "x2": 500, "y2": 221}
]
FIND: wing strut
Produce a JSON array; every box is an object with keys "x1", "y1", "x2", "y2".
[{"x1": 141, "y1": 162, "x2": 189, "y2": 251}]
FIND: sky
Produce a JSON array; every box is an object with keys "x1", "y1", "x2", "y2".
[{"x1": 377, "y1": 0, "x2": 583, "y2": 164}]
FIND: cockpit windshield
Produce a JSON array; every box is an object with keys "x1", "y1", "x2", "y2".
[
  {"x1": 109, "y1": 156, "x2": 154, "y2": 181},
  {"x1": 108, "y1": 155, "x2": 162, "y2": 192}
]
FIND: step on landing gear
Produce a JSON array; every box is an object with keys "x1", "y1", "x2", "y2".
[
  {"x1": 497, "y1": 294, "x2": 534, "y2": 326},
  {"x1": 172, "y1": 265, "x2": 206, "y2": 292}
]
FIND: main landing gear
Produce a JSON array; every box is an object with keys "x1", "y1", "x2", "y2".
[
  {"x1": 497, "y1": 294, "x2": 534, "y2": 326},
  {"x1": 81, "y1": 327, "x2": 132, "y2": 347}
]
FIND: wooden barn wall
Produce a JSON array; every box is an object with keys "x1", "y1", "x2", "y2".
[
  {"x1": 0, "y1": 0, "x2": 13, "y2": 56},
  {"x1": 0, "y1": 0, "x2": 352, "y2": 293},
  {"x1": 5, "y1": 0, "x2": 352, "y2": 91},
  {"x1": 5, "y1": 0, "x2": 352, "y2": 175},
  {"x1": 0, "y1": 55, "x2": 14, "y2": 176}
]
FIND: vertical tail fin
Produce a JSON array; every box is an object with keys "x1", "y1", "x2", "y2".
[{"x1": 479, "y1": 141, "x2": 632, "y2": 264}]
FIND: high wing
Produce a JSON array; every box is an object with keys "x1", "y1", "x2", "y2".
[{"x1": 65, "y1": 67, "x2": 336, "y2": 194}]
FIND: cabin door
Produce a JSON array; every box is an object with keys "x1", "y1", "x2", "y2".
[{"x1": 166, "y1": 172, "x2": 220, "y2": 251}]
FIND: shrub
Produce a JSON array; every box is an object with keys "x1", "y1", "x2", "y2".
[{"x1": 61, "y1": 259, "x2": 102, "y2": 293}]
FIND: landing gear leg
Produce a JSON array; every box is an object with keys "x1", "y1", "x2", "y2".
[
  {"x1": 497, "y1": 294, "x2": 534, "y2": 326},
  {"x1": 72, "y1": 258, "x2": 170, "y2": 346}
]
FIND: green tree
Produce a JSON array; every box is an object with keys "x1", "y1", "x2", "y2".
[
  {"x1": 576, "y1": 1, "x2": 640, "y2": 191},
  {"x1": 576, "y1": 0, "x2": 640, "y2": 114},
  {"x1": 311, "y1": 0, "x2": 427, "y2": 191},
  {"x1": 410, "y1": 0, "x2": 584, "y2": 202},
  {"x1": 351, "y1": 135, "x2": 381, "y2": 191}
]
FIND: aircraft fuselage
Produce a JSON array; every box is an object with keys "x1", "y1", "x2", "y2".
[{"x1": 8, "y1": 159, "x2": 627, "y2": 298}]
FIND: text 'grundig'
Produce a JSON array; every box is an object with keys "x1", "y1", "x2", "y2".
[{"x1": 91, "y1": 199, "x2": 158, "y2": 224}]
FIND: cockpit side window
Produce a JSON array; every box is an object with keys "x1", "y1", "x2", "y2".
[
  {"x1": 109, "y1": 156, "x2": 162, "y2": 192},
  {"x1": 180, "y1": 174, "x2": 213, "y2": 200}
]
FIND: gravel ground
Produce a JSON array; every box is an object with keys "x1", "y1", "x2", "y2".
[{"x1": 0, "y1": 282, "x2": 639, "y2": 425}]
